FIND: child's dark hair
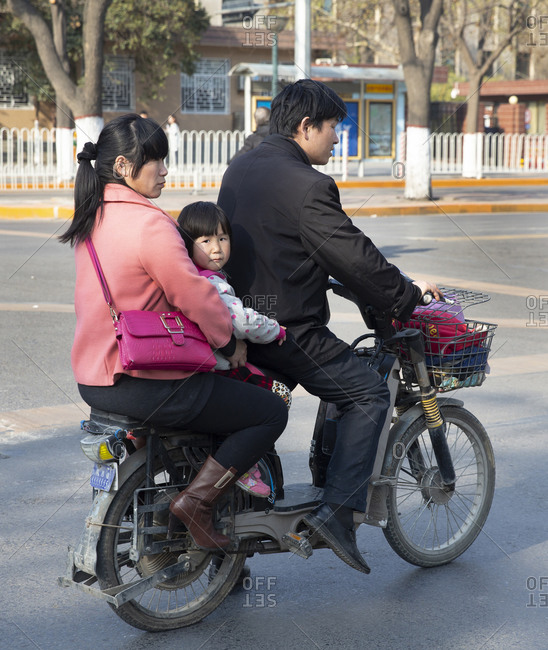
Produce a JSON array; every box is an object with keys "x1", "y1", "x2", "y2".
[
  {"x1": 270, "y1": 79, "x2": 347, "y2": 137},
  {"x1": 59, "y1": 114, "x2": 168, "y2": 246},
  {"x1": 177, "y1": 201, "x2": 232, "y2": 258}
]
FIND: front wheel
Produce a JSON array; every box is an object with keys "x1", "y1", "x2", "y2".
[
  {"x1": 95, "y1": 448, "x2": 249, "y2": 632},
  {"x1": 383, "y1": 406, "x2": 495, "y2": 567}
]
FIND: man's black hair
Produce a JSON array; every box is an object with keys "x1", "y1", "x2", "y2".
[{"x1": 269, "y1": 79, "x2": 347, "y2": 137}]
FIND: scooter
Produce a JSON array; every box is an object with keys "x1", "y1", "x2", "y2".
[{"x1": 59, "y1": 281, "x2": 497, "y2": 632}]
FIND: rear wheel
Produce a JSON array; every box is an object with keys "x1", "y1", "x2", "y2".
[
  {"x1": 95, "y1": 448, "x2": 248, "y2": 632},
  {"x1": 383, "y1": 406, "x2": 495, "y2": 567}
]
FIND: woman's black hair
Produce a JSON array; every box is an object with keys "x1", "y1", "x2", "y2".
[
  {"x1": 59, "y1": 113, "x2": 168, "y2": 246},
  {"x1": 176, "y1": 201, "x2": 232, "y2": 258},
  {"x1": 269, "y1": 79, "x2": 347, "y2": 137}
]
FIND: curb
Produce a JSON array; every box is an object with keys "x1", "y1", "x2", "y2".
[
  {"x1": 337, "y1": 177, "x2": 548, "y2": 189},
  {"x1": 347, "y1": 202, "x2": 548, "y2": 217},
  {"x1": 1, "y1": 202, "x2": 547, "y2": 220},
  {"x1": 0, "y1": 206, "x2": 75, "y2": 220}
]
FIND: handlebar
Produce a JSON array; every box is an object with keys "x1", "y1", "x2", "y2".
[
  {"x1": 327, "y1": 278, "x2": 484, "y2": 338},
  {"x1": 419, "y1": 292, "x2": 455, "y2": 306}
]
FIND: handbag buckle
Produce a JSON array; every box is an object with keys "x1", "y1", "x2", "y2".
[{"x1": 160, "y1": 313, "x2": 185, "y2": 334}]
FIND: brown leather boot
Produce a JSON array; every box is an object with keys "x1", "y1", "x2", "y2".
[{"x1": 169, "y1": 455, "x2": 238, "y2": 550}]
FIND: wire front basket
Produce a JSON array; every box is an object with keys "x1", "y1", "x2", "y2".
[{"x1": 394, "y1": 288, "x2": 498, "y2": 392}]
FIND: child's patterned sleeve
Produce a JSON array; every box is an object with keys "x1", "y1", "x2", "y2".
[{"x1": 207, "y1": 275, "x2": 282, "y2": 344}]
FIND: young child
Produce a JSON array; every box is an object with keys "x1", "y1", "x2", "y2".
[{"x1": 177, "y1": 201, "x2": 291, "y2": 498}]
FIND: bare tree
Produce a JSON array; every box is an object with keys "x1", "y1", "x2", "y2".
[
  {"x1": 313, "y1": 1, "x2": 399, "y2": 63},
  {"x1": 7, "y1": 0, "x2": 111, "y2": 151},
  {"x1": 392, "y1": 0, "x2": 443, "y2": 199},
  {"x1": 444, "y1": 0, "x2": 534, "y2": 178},
  {"x1": 4, "y1": 0, "x2": 208, "y2": 163}
]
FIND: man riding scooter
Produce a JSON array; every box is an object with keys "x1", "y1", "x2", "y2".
[{"x1": 219, "y1": 79, "x2": 441, "y2": 574}]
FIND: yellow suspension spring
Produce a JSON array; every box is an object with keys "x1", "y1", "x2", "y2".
[{"x1": 421, "y1": 394, "x2": 444, "y2": 429}]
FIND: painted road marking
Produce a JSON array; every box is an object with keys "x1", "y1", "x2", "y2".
[
  {"x1": 329, "y1": 314, "x2": 534, "y2": 329},
  {"x1": 406, "y1": 274, "x2": 545, "y2": 299},
  {"x1": 0, "y1": 302, "x2": 540, "y2": 328},
  {"x1": 0, "y1": 402, "x2": 88, "y2": 437},
  {"x1": 0, "y1": 228, "x2": 58, "y2": 238},
  {"x1": 1, "y1": 354, "x2": 546, "y2": 436},
  {"x1": 0, "y1": 302, "x2": 74, "y2": 312},
  {"x1": 407, "y1": 233, "x2": 548, "y2": 242}
]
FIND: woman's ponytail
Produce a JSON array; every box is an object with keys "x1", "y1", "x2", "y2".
[
  {"x1": 76, "y1": 141, "x2": 97, "y2": 163},
  {"x1": 59, "y1": 141, "x2": 102, "y2": 246}
]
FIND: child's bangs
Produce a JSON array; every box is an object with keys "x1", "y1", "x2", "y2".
[{"x1": 199, "y1": 210, "x2": 226, "y2": 237}]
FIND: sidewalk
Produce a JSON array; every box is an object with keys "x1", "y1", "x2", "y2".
[{"x1": 0, "y1": 175, "x2": 547, "y2": 219}]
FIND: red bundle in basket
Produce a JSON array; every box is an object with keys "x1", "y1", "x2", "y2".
[{"x1": 399, "y1": 296, "x2": 487, "y2": 355}]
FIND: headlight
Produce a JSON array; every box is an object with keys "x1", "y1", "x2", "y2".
[{"x1": 80, "y1": 433, "x2": 125, "y2": 463}]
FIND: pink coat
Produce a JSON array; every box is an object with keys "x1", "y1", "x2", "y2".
[{"x1": 71, "y1": 183, "x2": 233, "y2": 385}]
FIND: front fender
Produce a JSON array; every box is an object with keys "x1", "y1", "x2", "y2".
[
  {"x1": 383, "y1": 397, "x2": 464, "y2": 472},
  {"x1": 363, "y1": 397, "x2": 463, "y2": 526}
]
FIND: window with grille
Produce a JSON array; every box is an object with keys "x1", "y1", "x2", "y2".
[
  {"x1": 102, "y1": 57, "x2": 135, "y2": 111},
  {"x1": 181, "y1": 58, "x2": 230, "y2": 114},
  {"x1": 0, "y1": 52, "x2": 31, "y2": 108}
]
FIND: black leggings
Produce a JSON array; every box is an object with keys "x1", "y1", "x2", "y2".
[
  {"x1": 79, "y1": 373, "x2": 288, "y2": 475},
  {"x1": 187, "y1": 377, "x2": 287, "y2": 473}
]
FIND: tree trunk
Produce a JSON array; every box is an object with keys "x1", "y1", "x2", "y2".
[
  {"x1": 72, "y1": 0, "x2": 110, "y2": 154},
  {"x1": 7, "y1": 0, "x2": 111, "y2": 156},
  {"x1": 75, "y1": 116, "x2": 104, "y2": 155},
  {"x1": 51, "y1": 1, "x2": 74, "y2": 181},
  {"x1": 402, "y1": 63, "x2": 432, "y2": 199},
  {"x1": 392, "y1": 0, "x2": 442, "y2": 200},
  {"x1": 462, "y1": 73, "x2": 482, "y2": 179},
  {"x1": 405, "y1": 126, "x2": 432, "y2": 199}
]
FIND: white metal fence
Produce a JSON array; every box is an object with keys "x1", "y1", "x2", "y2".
[
  {"x1": 6, "y1": 126, "x2": 543, "y2": 188},
  {"x1": 0, "y1": 126, "x2": 349, "y2": 191},
  {"x1": 0, "y1": 126, "x2": 72, "y2": 190},
  {"x1": 429, "y1": 131, "x2": 548, "y2": 174}
]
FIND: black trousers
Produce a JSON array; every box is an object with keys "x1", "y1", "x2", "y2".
[
  {"x1": 254, "y1": 346, "x2": 391, "y2": 511},
  {"x1": 79, "y1": 373, "x2": 288, "y2": 475}
]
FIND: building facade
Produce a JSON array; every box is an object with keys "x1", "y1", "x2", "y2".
[{"x1": 0, "y1": 20, "x2": 407, "y2": 164}]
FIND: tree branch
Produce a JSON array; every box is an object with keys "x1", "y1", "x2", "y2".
[
  {"x1": 392, "y1": 0, "x2": 417, "y2": 65},
  {"x1": 316, "y1": 6, "x2": 398, "y2": 60},
  {"x1": 6, "y1": 0, "x2": 77, "y2": 106}
]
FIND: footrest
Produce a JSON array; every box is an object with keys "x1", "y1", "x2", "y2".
[{"x1": 272, "y1": 483, "x2": 323, "y2": 512}]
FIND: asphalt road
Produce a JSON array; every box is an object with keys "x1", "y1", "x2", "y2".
[{"x1": 1, "y1": 212, "x2": 547, "y2": 649}]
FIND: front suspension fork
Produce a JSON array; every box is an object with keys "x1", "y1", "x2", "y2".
[{"x1": 403, "y1": 329, "x2": 456, "y2": 487}]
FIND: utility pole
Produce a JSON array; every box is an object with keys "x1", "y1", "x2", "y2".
[{"x1": 294, "y1": 0, "x2": 311, "y2": 80}]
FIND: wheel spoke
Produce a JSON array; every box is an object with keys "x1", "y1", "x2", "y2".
[
  {"x1": 95, "y1": 447, "x2": 249, "y2": 630},
  {"x1": 383, "y1": 407, "x2": 495, "y2": 566}
]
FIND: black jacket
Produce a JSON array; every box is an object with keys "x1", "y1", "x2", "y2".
[
  {"x1": 230, "y1": 124, "x2": 270, "y2": 162},
  {"x1": 218, "y1": 134, "x2": 421, "y2": 375}
]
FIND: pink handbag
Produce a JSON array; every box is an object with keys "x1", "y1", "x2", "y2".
[{"x1": 85, "y1": 239, "x2": 216, "y2": 372}]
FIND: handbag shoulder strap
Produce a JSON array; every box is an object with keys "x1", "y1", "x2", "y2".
[{"x1": 85, "y1": 238, "x2": 118, "y2": 321}]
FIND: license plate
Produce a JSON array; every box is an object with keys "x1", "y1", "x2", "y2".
[{"x1": 90, "y1": 462, "x2": 117, "y2": 492}]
